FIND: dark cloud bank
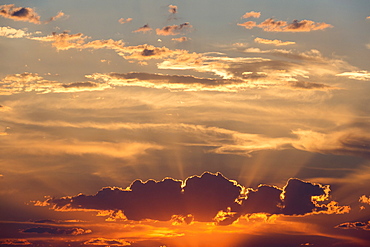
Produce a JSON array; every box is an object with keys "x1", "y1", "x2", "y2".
[{"x1": 39, "y1": 172, "x2": 346, "y2": 225}]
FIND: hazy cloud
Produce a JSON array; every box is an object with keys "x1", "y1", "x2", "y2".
[
  {"x1": 118, "y1": 18, "x2": 133, "y2": 24},
  {"x1": 254, "y1": 37, "x2": 296, "y2": 46},
  {"x1": 336, "y1": 70, "x2": 370, "y2": 81},
  {"x1": 132, "y1": 24, "x2": 152, "y2": 33},
  {"x1": 237, "y1": 21, "x2": 257, "y2": 29},
  {"x1": 242, "y1": 11, "x2": 261, "y2": 19},
  {"x1": 156, "y1": 23, "x2": 192, "y2": 36},
  {"x1": 0, "y1": 4, "x2": 41, "y2": 24},
  {"x1": 172, "y1": 37, "x2": 189, "y2": 42}
]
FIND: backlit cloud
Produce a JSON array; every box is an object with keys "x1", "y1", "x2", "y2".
[
  {"x1": 0, "y1": 239, "x2": 31, "y2": 245},
  {"x1": 254, "y1": 37, "x2": 296, "y2": 46},
  {"x1": 84, "y1": 238, "x2": 131, "y2": 246},
  {"x1": 118, "y1": 18, "x2": 133, "y2": 24},
  {"x1": 238, "y1": 18, "x2": 332, "y2": 32},
  {"x1": 0, "y1": 4, "x2": 41, "y2": 24},
  {"x1": 242, "y1": 11, "x2": 261, "y2": 19},
  {"x1": 335, "y1": 221, "x2": 370, "y2": 231},
  {"x1": 156, "y1": 23, "x2": 192, "y2": 36},
  {"x1": 38, "y1": 172, "x2": 347, "y2": 225},
  {"x1": 22, "y1": 226, "x2": 92, "y2": 235},
  {"x1": 132, "y1": 24, "x2": 152, "y2": 33}
]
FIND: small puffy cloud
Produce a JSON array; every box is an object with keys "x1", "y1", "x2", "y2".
[
  {"x1": 254, "y1": 37, "x2": 296, "y2": 46},
  {"x1": 336, "y1": 70, "x2": 370, "y2": 81},
  {"x1": 168, "y1": 5, "x2": 178, "y2": 14},
  {"x1": 0, "y1": 26, "x2": 31, "y2": 38},
  {"x1": 238, "y1": 18, "x2": 332, "y2": 32},
  {"x1": 172, "y1": 37, "x2": 189, "y2": 42},
  {"x1": 118, "y1": 17, "x2": 132, "y2": 24},
  {"x1": 0, "y1": 239, "x2": 31, "y2": 245},
  {"x1": 132, "y1": 24, "x2": 152, "y2": 33},
  {"x1": 359, "y1": 195, "x2": 370, "y2": 205},
  {"x1": 0, "y1": 4, "x2": 41, "y2": 24},
  {"x1": 242, "y1": 11, "x2": 261, "y2": 19},
  {"x1": 22, "y1": 226, "x2": 91, "y2": 235},
  {"x1": 156, "y1": 22, "x2": 192, "y2": 36},
  {"x1": 335, "y1": 221, "x2": 370, "y2": 231},
  {"x1": 84, "y1": 238, "x2": 131, "y2": 246},
  {"x1": 47, "y1": 11, "x2": 66, "y2": 23}
]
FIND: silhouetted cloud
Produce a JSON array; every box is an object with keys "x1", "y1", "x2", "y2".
[
  {"x1": 254, "y1": 37, "x2": 296, "y2": 46},
  {"x1": 84, "y1": 238, "x2": 131, "y2": 246},
  {"x1": 38, "y1": 173, "x2": 347, "y2": 225},
  {"x1": 335, "y1": 221, "x2": 370, "y2": 231},
  {"x1": 242, "y1": 11, "x2": 261, "y2": 19},
  {"x1": 238, "y1": 18, "x2": 332, "y2": 32},
  {"x1": 118, "y1": 18, "x2": 132, "y2": 24},
  {"x1": 22, "y1": 226, "x2": 91, "y2": 235},
  {"x1": 132, "y1": 24, "x2": 152, "y2": 33},
  {"x1": 156, "y1": 23, "x2": 192, "y2": 36},
  {"x1": 0, "y1": 239, "x2": 31, "y2": 245}
]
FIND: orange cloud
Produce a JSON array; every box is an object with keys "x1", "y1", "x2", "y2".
[
  {"x1": 172, "y1": 37, "x2": 189, "y2": 42},
  {"x1": 31, "y1": 31, "x2": 88, "y2": 50},
  {"x1": 118, "y1": 17, "x2": 132, "y2": 24},
  {"x1": 359, "y1": 195, "x2": 370, "y2": 205},
  {"x1": 132, "y1": 24, "x2": 152, "y2": 33},
  {"x1": 47, "y1": 11, "x2": 66, "y2": 22},
  {"x1": 242, "y1": 11, "x2": 261, "y2": 19},
  {"x1": 238, "y1": 18, "x2": 332, "y2": 32},
  {"x1": 156, "y1": 23, "x2": 192, "y2": 36},
  {"x1": 168, "y1": 5, "x2": 178, "y2": 14},
  {"x1": 0, "y1": 239, "x2": 31, "y2": 245},
  {"x1": 0, "y1": 26, "x2": 31, "y2": 38},
  {"x1": 336, "y1": 70, "x2": 370, "y2": 81},
  {"x1": 0, "y1": 4, "x2": 41, "y2": 24},
  {"x1": 84, "y1": 238, "x2": 131, "y2": 246},
  {"x1": 254, "y1": 37, "x2": 296, "y2": 46}
]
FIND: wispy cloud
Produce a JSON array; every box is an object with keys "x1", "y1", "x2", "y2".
[
  {"x1": 238, "y1": 18, "x2": 332, "y2": 32},
  {"x1": 132, "y1": 24, "x2": 152, "y2": 33},
  {"x1": 118, "y1": 17, "x2": 132, "y2": 24},
  {"x1": 242, "y1": 11, "x2": 261, "y2": 19},
  {"x1": 156, "y1": 23, "x2": 192, "y2": 36},
  {"x1": 336, "y1": 70, "x2": 370, "y2": 81},
  {"x1": 172, "y1": 37, "x2": 189, "y2": 42},
  {"x1": 254, "y1": 37, "x2": 296, "y2": 46}
]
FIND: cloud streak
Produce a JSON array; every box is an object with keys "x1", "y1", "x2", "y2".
[
  {"x1": 156, "y1": 23, "x2": 192, "y2": 36},
  {"x1": 254, "y1": 37, "x2": 296, "y2": 46}
]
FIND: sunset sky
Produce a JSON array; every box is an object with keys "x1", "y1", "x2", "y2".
[{"x1": 1, "y1": 0, "x2": 370, "y2": 246}]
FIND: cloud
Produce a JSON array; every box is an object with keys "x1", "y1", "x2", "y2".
[
  {"x1": 84, "y1": 238, "x2": 131, "y2": 246},
  {"x1": 118, "y1": 18, "x2": 133, "y2": 24},
  {"x1": 335, "y1": 221, "x2": 370, "y2": 231},
  {"x1": 359, "y1": 195, "x2": 370, "y2": 205},
  {"x1": 22, "y1": 226, "x2": 92, "y2": 235},
  {"x1": 0, "y1": 4, "x2": 41, "y2": 24},
  {"x1": 238, "y1": 18, "x2": 332, "y2": 32},
  {"x1": 132, "y1": 24, "x2": 152, "y2": 33},
  {"x1": 0, "y1": 239, "x2": 31, "y2": 245},
  {"x1": 172, "y1": 37, "x2": 189, "y2": 42},
  {"x1": 242, "y1": 11, "x2": 261, "y2": 19},
  {"x1": 156, "y1": 23, "x2": 192, "y2": 36},
  {"x1": 336, "y1": 70, "x2": 370, "y2": 81},
  {"x1": 31, "y1": 31, "x2": 89, "y2": 50},
  {"x1": 0, "y1": 26, "x2": 31, "y2": 38},
  {"x1": 292, "y1": 129, "x2": 370, "y2": 158},
  {"x1": 38, "y1": 172, "x2": 346, "y2": 225},
  {"x1": 168, "y1": 5, "x2": 178, "y2": 14},
  {"x1": 46, "y1": 11, "x2": 66, "y2": 23},
  {"x1": 254, "y1": 37, "x2": 296, "y2": 46}
]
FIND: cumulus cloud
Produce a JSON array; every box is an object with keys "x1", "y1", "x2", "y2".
[
  {"x1": 156, "y1": 23, "x2": 192, "y2": 36},
  {"x1": 22, "y1": 226, "x2": 91, "y2": 235},
  {"x1": 242, "y1": 11, "x2": 261, "y2": 19},
  {"x1": 37, "y1": 172, "x2": 346, "y2": 225},
  {"x1": 84, "y1": 238, "x2": 131, "y2": 246},
  {"x1": 336, "y1": 70, "x2": 370, "y2": 81},
  {"x1": 168, "y1": 5, "x2": 178, "y2": 14},
  {"x1": 132, "y1": 24, "x2": 152, "y2": 33},
  {"x1": 238, "y1": 18, "x2": 332, "y2": 32},
  {"x1": 254, "y1": 37, "x2": 296, "y2": 46},
  {"x1": 0, "y1": 26, "x2": 31, "y2": 38},
  {"x1": 0, "y1": 4, "x2": 41, "y2": 24},
  {"x1": 118, "y1": 17, "x2": 133, "y2": 24},
  {"x1": 359, "y1": 195, "x2": 370, "y2": 205}
]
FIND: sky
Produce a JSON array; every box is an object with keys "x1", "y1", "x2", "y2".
[{"x1": 0, "y1": 0, "x2": 370, "y2": 246}]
